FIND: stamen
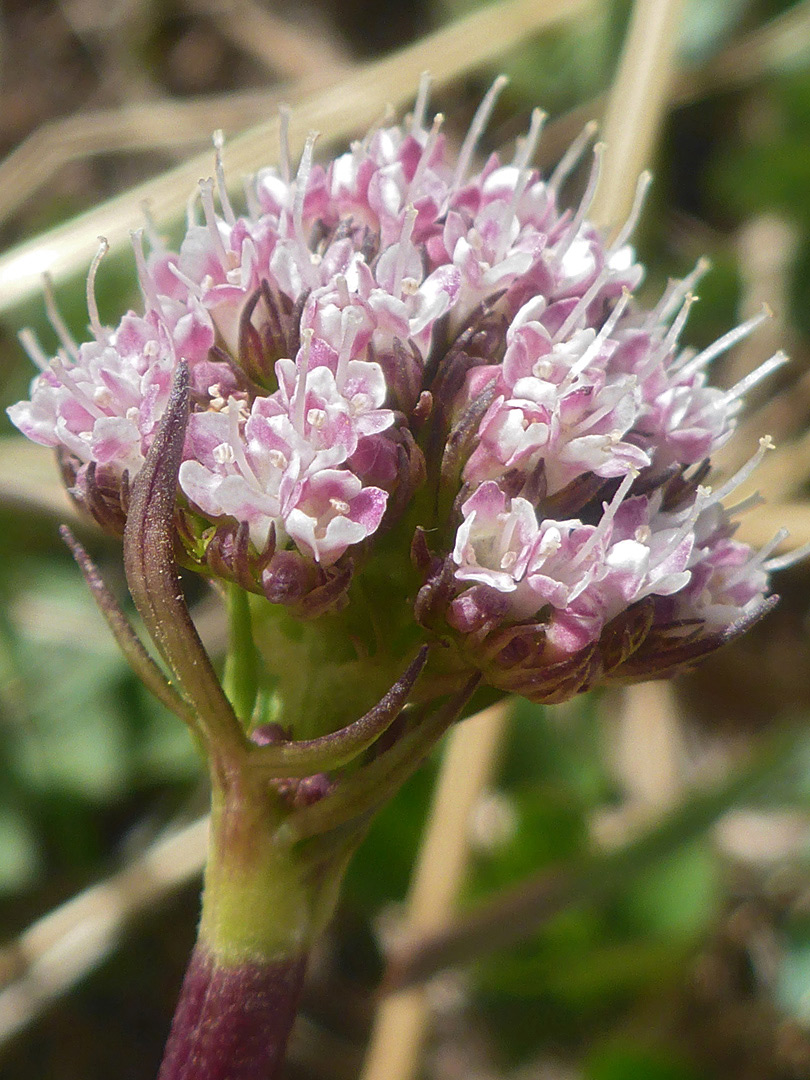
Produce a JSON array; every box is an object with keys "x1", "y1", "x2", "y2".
[
  {"x1": 408, "y1": 112, "x2": 443, "y2": 200},
  {"x1": 573, "y1": 470, "x2": 636, "y2": 565},
  {"x1": 648, "y1": 257, "x2": 710, "y2": 327},
  {"x1": 293, "y1": 131, "x2": 319, "y2": 254},
  {"x1": 19, "y1": 328, "x2": 50, "y2": 372},
  {"x1": 567, "y1": 287, "x2": 631, "y2": 381},
  {"x1": 724, "y1": 491, "x2": 764, "y2": 517},
  {"x1": 552, "y1": 265, "x2": 611, "y2": 343},
  {"x1": 87, "y1": 238, "x2": 110, "y2": 343},
  {"x1": 50, "y1": 357, "x2": 105, "y2": 418},
  {"x1": 555, "y1": 142, "x2": 604, "y2": 259},
  {"x1": 228, "y1": 397, "x2": 259, "y2": 488},
  {"x1": 43, "y1": 273, "x2": 79, "y2": 362},
  {"x1": 410, "y1": 71, "x2": 432, "y2": 137},
  {"x1": 293, "y1": 328, "x2": 314, "y2": 435},
  {"x1": 213, "y1": 130, "x2": 236, "y2": 227},
  {"x1": 652, "y1": 291, "x2": 698, "y2": 366},
  {"x1": 240, "y1": 236, "x2": 257, "y2": 291},
  {"x1": 242, "y1": 175, "x2": 261, "y2": 220},
  {"x1": 765, "y1": 537, "x2": 810, "y2": 572},
  {"x1": 186, "y1": 186, "x2": 201, "y2": 228},
  {"x1": 131, "y1": 230, "x2": 163, "y2": 314},
  {"x1": 608, "y1": 170, "x2": 652, "y2": 255},
  {"x1": 452, "y1": 75, "x2": 508, "y2": 189},
  {"x1": 548, "y1": 120, "x2": 598, "y2": 195},
  {"x1": 675, "y1": 305, "x2": 773, "y2": 379},
  {"x1": 513, "y1": 108, "x2": 547, "y2": 172},
  {"x1": 710, "y1": 435, "x2": 774, "y2": 504},
  {"x1": 336, "y1": 274, "x2": 351, "y2": 308},
  {"x1": 336, "y1": 307, "x2": 363, "y2": 390},
  {"x1": 278, "y1": 104, "x2": 292, "y2": 185},
  {"x1": 495, "y1": 166, "x2": 533, "y2": 262},
  {"x1": 199, "y1": 178, "x2": 232, "y2": 274},
  {"x1": 167, "y1": 261, "x2": 203, "y2": 299},
  {"x1": 393, "y1": 205, "x2": 418, "y2": 298},
  {"x1": 722, "y1": 350, "x2": 789, "y2": 405}
]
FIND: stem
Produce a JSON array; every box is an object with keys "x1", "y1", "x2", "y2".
[
  {"x1": 157, "y1": 947, "x2": 307, "y2": 1080},
  {"x1": 157, "y1": 778, "x2": 336, "y2": 1080},
  {"x1": 224, "y1": 585, "x2": 260, "y2": 726}
]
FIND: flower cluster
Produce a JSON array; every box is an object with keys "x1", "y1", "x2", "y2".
[{"x1": 9, "y1": 77, "x2": 796, "y2": 698}]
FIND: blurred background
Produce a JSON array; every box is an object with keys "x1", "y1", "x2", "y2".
[{"x1": 2, "y1": 1, "x2": 810, "y2": 1078}]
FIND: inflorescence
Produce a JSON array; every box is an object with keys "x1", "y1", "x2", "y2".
[{"x1": 10, "y1": 76, "x2": 801, "y2": 702}]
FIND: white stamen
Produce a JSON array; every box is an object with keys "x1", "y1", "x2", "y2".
[
  {"x1": 167, "y1": 261, "x2": 203, "y2": 299},
  {"x1": 278, "y1": 104, "x2": 292, "y2": 185},
  {"x1": 186, "y1": 186, "x2": 201, "y2": 228},
  {"x1": 608, "y1": 170, "x2": 652, "y2": 255},
  {"x1": 548, "y1": 120, "x2": 598, "y2": 194},
  {"x1": 552, "y1": 266, "x2": 611, "y2": 343},
  {"x1": 765, "y1": 538, "x2": 810, "y2": 572},
  {"x1": 293, "y1": 131, "x2": 319, "y2": 254},
  {"x1": 408, "y1": 112, "x2": 443, "y2": 200},
  {"x1": 268, "y1": 449, "x2": 288, "y2": 470},
  {"x1": 724, "y1": 491, "x2": 764, "y2": 517},
  {"x1": 86, "y1": 238, "x2": 109, "y2": 343},
  {"x1": 573, "y1": 470, "x2": 636, "y2": 565},
  {"x1": 228, "y1": 397, "x2": 259, "y2": 487},
  {"x1": 336, "y1": 274, "x2": 351, "y2": 308},
  {"x1": 43, "y1": 273, "x2": 79, "y2": 362},
  {"x1": 500, "y1": 550, "x2": 518, "y2": 570},
  {"x1": 675, "y1": 305, "x2": 773, "y2": 379},
  {"x1": 307, "y1": 407, "x2": 327, "y2": 429},
  {"x1": 555, "y1": 143, "x2": 604, "y2": 259},
  {"x1": 393, "y1": 205, "x2": 418, "y2": 299},
  {"x1": 495, "y1": 166, "x2": 533, "y2": 262},
  {"x1": 513, "y1": 108, "x2": 547, "y2": 172},
  {"x1": 293, "y1": 329, "x2": 314, "y2": 435},
  {"x1": 19, "y1": 328, "x2": 50, "y2": 372},
  {"x1": 710, "y1": 436, "x2": 775, "y2": 504},
  {"x1": 50, "y1": 357, "x2": 104, "y2": 418},
  {"x1": 653, "y1": 291, "x2": 698, "y2": 366},
  {"x1": 199, "y1": 178, "x2": 232, "y2": 274},
  {"x1": 240, "y1": 236, "x2": 257, "y2": 291},
  {"x1": 242, "y1": 176, "x2": 261, "y2": 220},
  {"x1": 567, "y1": 288, "x2": 632, "y2": 381},
  {"x1": 411, "y1": 72, "x2": 432, "y2": 136},
  {"x1": 723, "y1": 350, "x2": 789, "y2": 405},
  {"x1": 336, "y1": 307, "x2": 363, "y2": 390},
  {"x1": 212, "y1": 130, "x2": 236, "y2": 227},
  {"x1": 131, "y1": 229, "x2": 163, "y2": 314},
  {"x1": 452, "y1": 75, "x2": 508, "y2": 189},
  {"x1": 329, "y1": 498, "x2": 351, "y2": 515},
  {"x1": 648, "y1": 257, "x2": 711, "y2": 327}
]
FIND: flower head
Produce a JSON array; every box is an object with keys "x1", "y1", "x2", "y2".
[{"x1": 10, "y1": 77, "x2": 801, "y2": 697}]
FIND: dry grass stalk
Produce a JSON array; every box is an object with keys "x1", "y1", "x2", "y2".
[
  {"x1": 0, "y1": 816, "x2": 208, "y2": 1046},
  {"x1": 360, "y1": 703, "x2": 509, "y2": 1080},
  {"x1": 589, "y1": 0, "x2": 685, "y2": 230}
]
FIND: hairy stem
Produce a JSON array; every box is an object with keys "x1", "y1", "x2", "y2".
[{"x1": 157, "y1": 947, "x2": 307, "y2": 1080}]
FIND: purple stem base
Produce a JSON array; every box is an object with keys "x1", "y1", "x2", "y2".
[{"x1": 157, "y1": 945, "x2": 307, "y2": 1080}]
